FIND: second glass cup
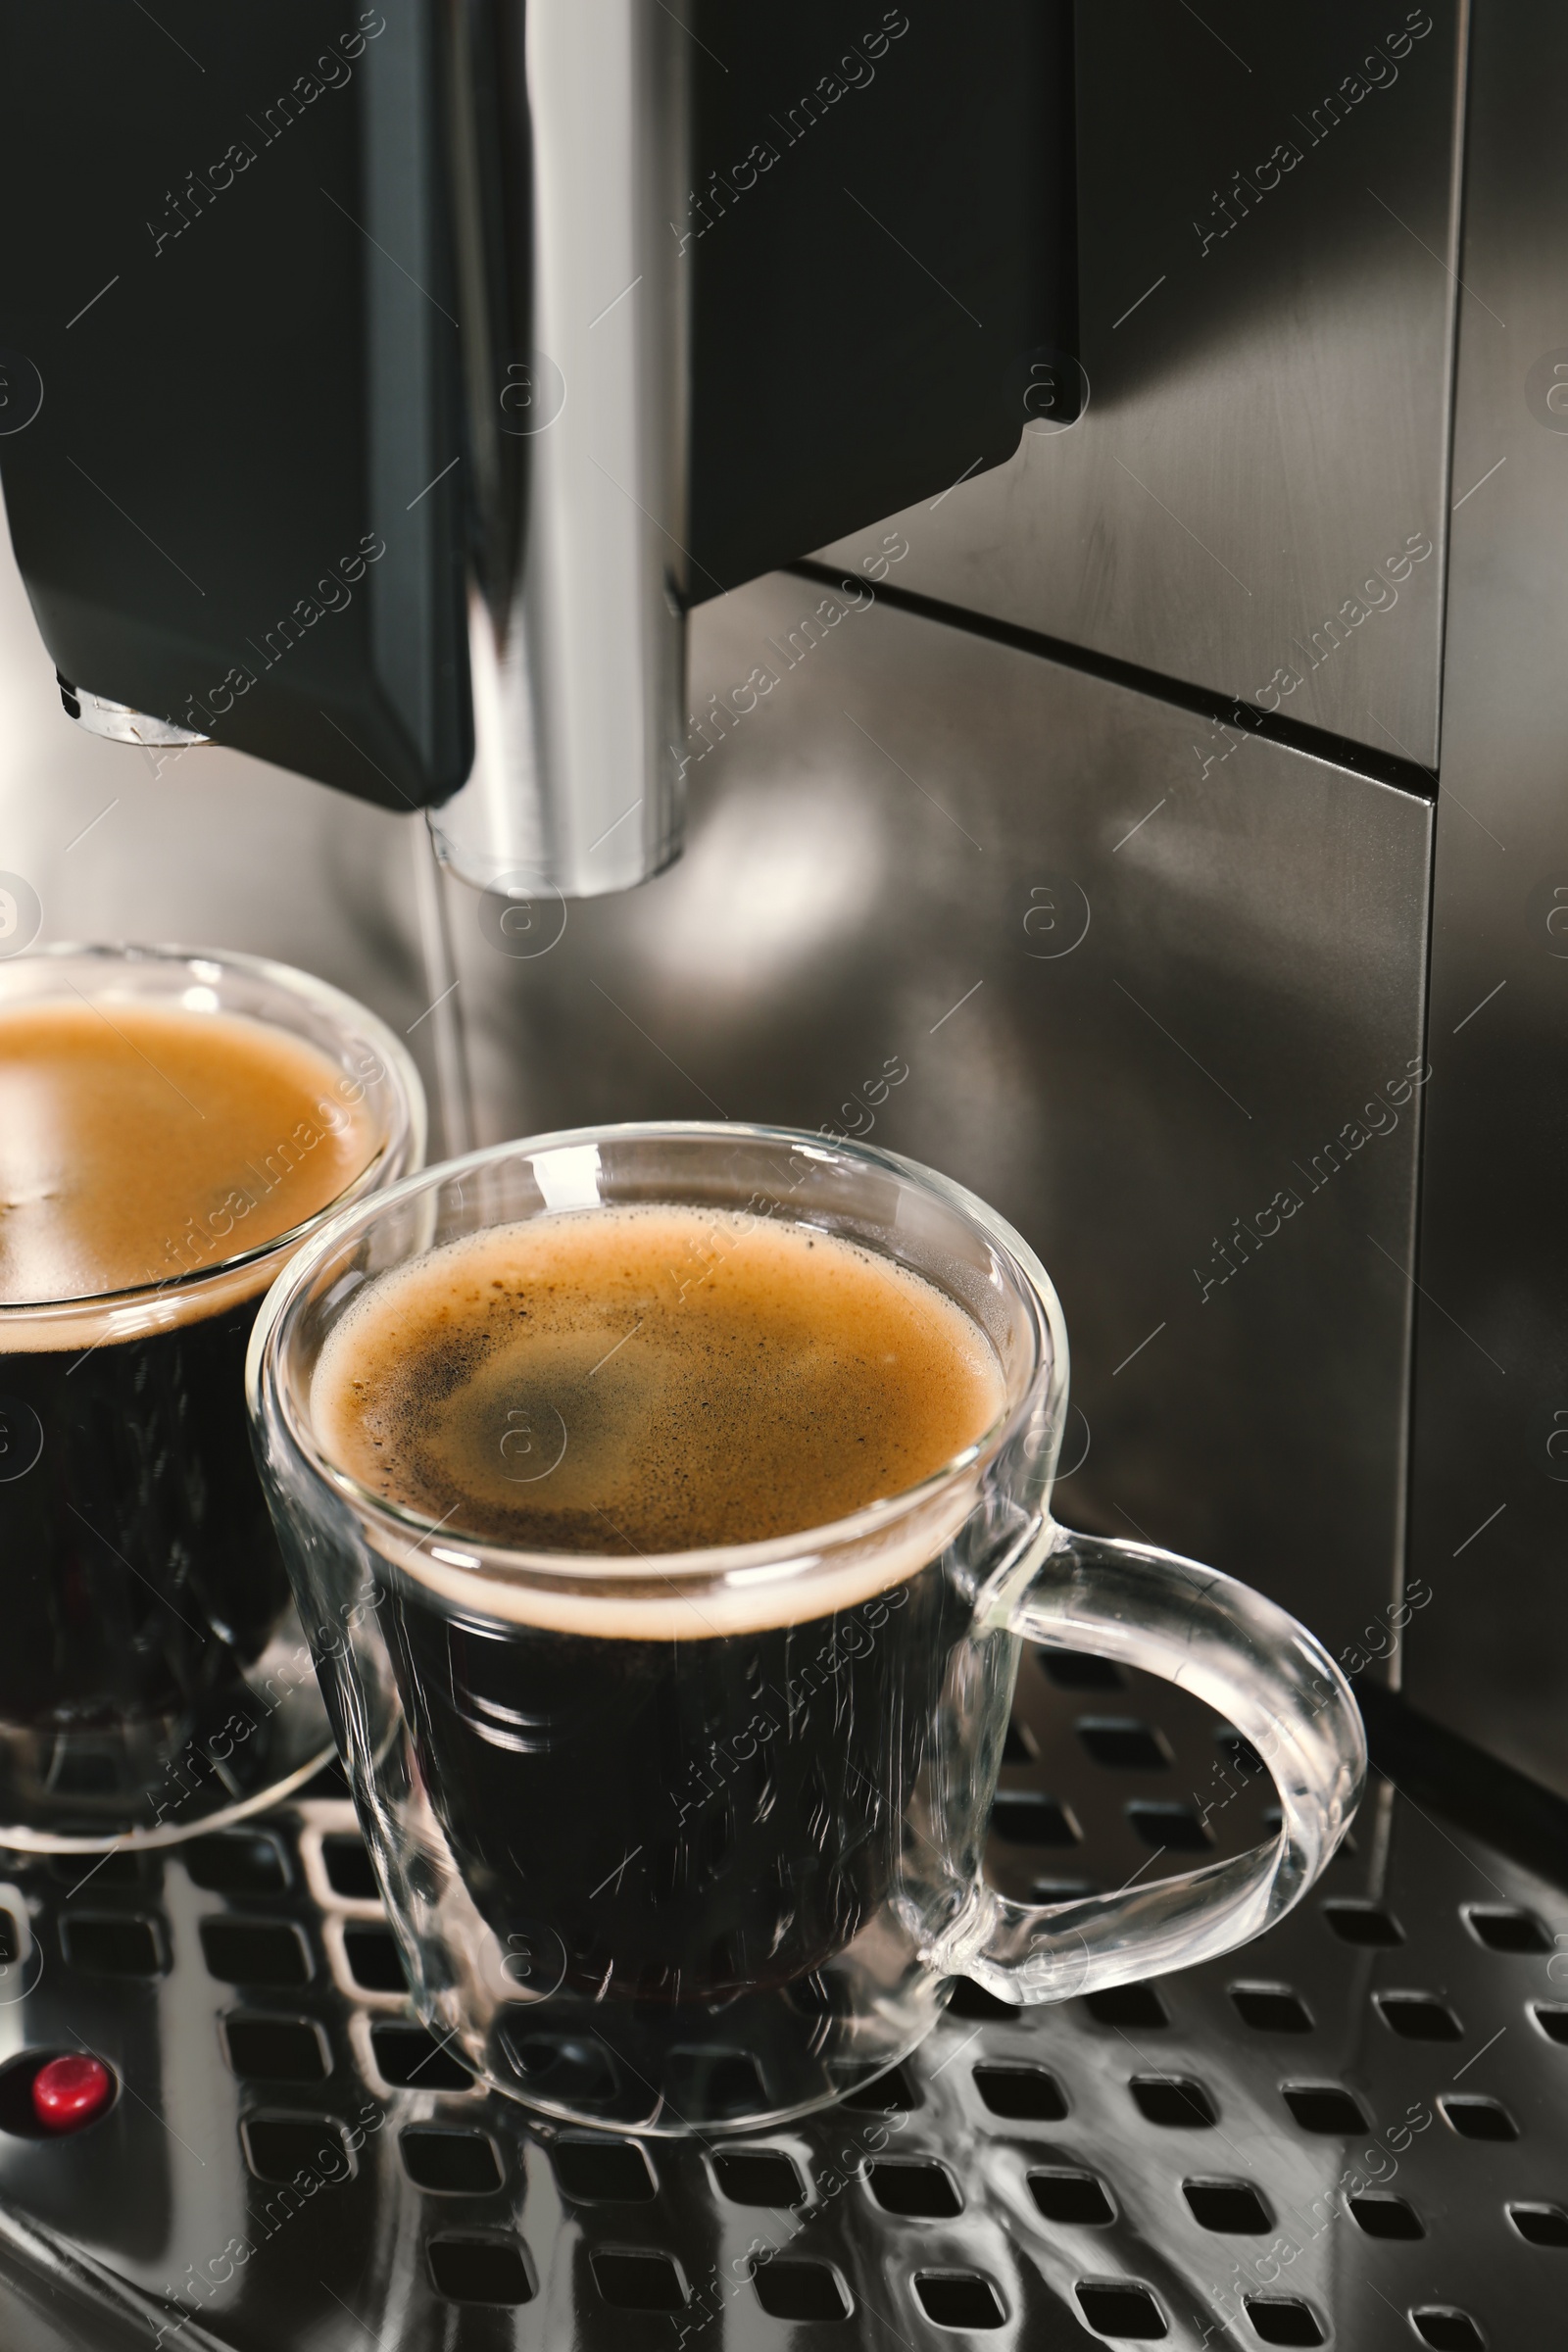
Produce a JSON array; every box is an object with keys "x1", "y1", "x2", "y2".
[
  {"x1": 249, "y1": 1124, "x2": 1364, "y2": 2134},
  {"x1": 0, "y1": 944, "x2": 424, "y2": 1850}
]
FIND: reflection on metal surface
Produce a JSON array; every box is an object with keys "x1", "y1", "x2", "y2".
[
  {"x1": 410, "y1": 818, "x2": 475, "y2": 1159},
  {"x1": 55, "y1": 682, "x2": 206, "y2": 749},
  {"x1": 438, "y1": 572, "x2": 1430, "y2": 1667},
  {"x1": 820, "y1": 0, "x2": 1465, "y2": 767},
  {"x1": 1404, "y1": 1, "x2": 1568, "y2": 1796},
  {"x1": 0, "y1": 1665, "x2": 1560, "y2": 2349},
  {"x1": 642, "y1": 783, "x2": 883, "y2": 996},
  {"x1": 427, "y1": 0, "x2": 689, "y2": 897}
]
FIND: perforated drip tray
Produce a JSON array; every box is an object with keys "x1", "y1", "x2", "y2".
[{"x1": 0, "y1": 1653, "x2": 1562, "y2": 2351}]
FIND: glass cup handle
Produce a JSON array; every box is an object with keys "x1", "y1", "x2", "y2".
[{"x1": 945, "y1": 1521, "x2": 1367, "y2": 2003}]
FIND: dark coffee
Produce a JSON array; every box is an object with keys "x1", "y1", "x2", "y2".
[
  {"x1": 314, "y1": 1206, "x2": 1004, "y2": 2000},
  {"x1": 1, "y1": 1301, "x2": 288, "y2": 1739},
  {"x1": 378, "y1": 1548, "x2": 972, "y2": 2002},
  {"x1": 0, "y1": 995, "x2": 377, "y2": 1806}
]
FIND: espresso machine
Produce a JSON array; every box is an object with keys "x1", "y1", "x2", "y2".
[{"x1": 0, "y1": 2, "x2": 1563, "y2": 2344}]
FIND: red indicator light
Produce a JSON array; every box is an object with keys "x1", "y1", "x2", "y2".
[{"x1": 30, "y1": 2053, "x2": 115, "y2": 2132}]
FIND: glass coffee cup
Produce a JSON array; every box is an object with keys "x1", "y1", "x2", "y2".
[
  {"x1": 248, "y1": 1123, "x2": 1363, "y2": 2133},
  {"x1": 0, "y1": 944, "x2": 424, "y2": 1850}
]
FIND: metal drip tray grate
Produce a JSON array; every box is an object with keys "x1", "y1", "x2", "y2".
[{"x1": 0, "y1": 1654, "x2": 1562, "y2": 2349}]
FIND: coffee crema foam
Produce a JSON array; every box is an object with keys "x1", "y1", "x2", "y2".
[
  {"x1": 313, "y1": 1205, "x2": 1007, "y2": 1574},
  {"x1": 0, "y1": 997, "x2": 377, "y2": 1330}
]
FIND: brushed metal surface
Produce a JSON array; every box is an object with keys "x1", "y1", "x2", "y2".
[
  {"x1": 429, "y1": 569, "x2": 1432, "y2": 1668},
  {"x1": 819, "y1": 0, "x2": 1465, "y2": 769},
  {"x1": 0, "y1": 1668, "x2": 1559, "y2": 2352},
  {"x1": 1402, "y1": 2, "x2": 1568, "y2": 1795}
]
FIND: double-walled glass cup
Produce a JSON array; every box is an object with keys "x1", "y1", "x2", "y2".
[
  {"x1": 249, "y1": 1124, "x2": 1364, "y2": 2134},
  {"x1": 0, "y1": 945, "x2": 424, "y2": 1850}
]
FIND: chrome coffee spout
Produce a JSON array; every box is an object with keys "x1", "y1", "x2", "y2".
[{"x1": 426, "y1": 0, "x2": 690, "y2": 898}]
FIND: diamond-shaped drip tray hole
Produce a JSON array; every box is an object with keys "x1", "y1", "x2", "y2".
[
  {"x1": 1231, "y1": 1984, "x2": 1312, "y2": 2034},
  {"x1": 241, "y1": 2116, "x2": 352, "y2": 2186},
  {"x1": 554, "y1": 2136, "x2": 656, "y2": 2203},
  {"x1": 200, "y1": 1920, "x2": 310, "y2": 1988},
  {"x1": 1411, "y1": 2312, "x2": 1486, "y2": 2352},
  {"x1": 590, "y1": 2251, "x2": 686, "y2": 2312},
  {"x1": 865, "y1": 2159, "x2": 962, "y2": 2218},
  {"x1": 1183, "y1": 2179, "x2": 1272, "y2": 2233},
  {"x1": 1321, "y1": 1901, "x2": 1403, "y2": 1946},
  {"x1": 401, "y1": 2128, "x2": 504, "y2": 2195},
  {"x1": 754, "y1": 2259, "x2": 852, "y2": 2324},
  {"x1": 1076, "y1": 1719, "x2": 1171, "y2": 1771},
  {"x1": 427, "y1": 2236, "x2": 534, "y2": 2306},
  {"x1": 221, "y1": 2015, "x2": 328, "y2": 2083},
  {"x1": 1029, "y1": 2170, "x2": 1114, "y2": 2226},
  {"x1": 1349, "y1": 2193, "x2": 1425, "y2": 2239},
  {"x1": 972, "y1": 2064, "x2": 1066, "y2": 2121},
  {"x1": 1464, "y1": 1904, "x2": 1548, "y2": 1952},
  {"x1": 1440, "y1": 2096, "x2": 1517, "y2": 2142},
  {"x1": 1074, "y1": 2281, "x2": 1166, "y2": 2338},
  {"x1": 946, "y1": 1979, "x2": 1015, "y2": 2022},
  {"x1": 1082, "y1": 1984, "x2": 1167, "y2": 2029},
  {"x1": 343, "y1": 1924, "x2": 407, "y2": 1993},
  {"x1": 59, "y1": 1915, "x2": 166, "y2": 1978},
  {"x1": 321, "y1": 1835, "x2": 378, "y2": 1900},
  {"x1": 913, "y1": 2274, "x2": 1006, "y2": 2330},
  {"x1": 1376, "y1": 1991, "x2": 1463, "y2": 2040},
  {"x1": 713, "y1": 2150, "x2": 805, "y2": 2208},
  {"x1": 989, "y1": 1791, "x2": 1080, "y2": 1846},
  {"x1": 1129, "y1": 2076, "x2": 1215, "y2": 2129},
  {"x1": 368, "y1": 2023, "x2": 473, "y2": 2092},
  {"x1": 184, "y1": 1833, "x2": 289, "y2": 1896},
  {"x1": 47, "y1": 1851, "x2": 148, "y2": 1891},
  {"x1": 1282, "y1": 2084, "x2": 1367, "y2": 2134},
  {"x1": 842, "y1": 2061, "x2": 919, "y2": 2113},
  {"x1": 1245, "y1": 2297, "x2": 1325, "y2": 2346},
  {"x1": 1127, "y1": 1800, "x2": 1212, "y2": 1850},
  {"x1": 1508, "y1": 2202, "x2": 1568, "y2": 2247}
]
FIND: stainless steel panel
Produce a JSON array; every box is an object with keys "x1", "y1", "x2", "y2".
[
  {"x1": 820, "y1": 1, "x2": 1465, "y2": 768},
  {"x1": 431, "y1": 569, "x2": 1432, "y2": 1665},
  {"x1": 1404, "y1": 4, "x2": 1568, "y2": 1793}
]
